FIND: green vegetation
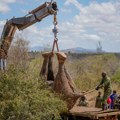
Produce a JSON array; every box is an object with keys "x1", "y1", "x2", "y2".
[
  {"x1": 1, "y1": 52, "x2": 120, "y2": 119},
  {"x1": 1, "y1": 38, "x2": 120, "y2": 119},
  {"x1": 66, "y1": 53, "x2": 120, "y2": 91},
  {"x1": 112, "y1": 70, "x2": 120, "y2": 83},
  {"x1": 0, "y1": 66, "x2": 67, "y2": 120}
]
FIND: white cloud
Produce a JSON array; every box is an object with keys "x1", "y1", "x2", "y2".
[
  {"x1": 0, "y1": 0, "x2": 16, "y2": 3},
  {"x1": 60, "y1": 0, "x2": 120, "y2": 50},
  {"x1": 15, "y1": 25, "x2": 54, "y2": 48},
  {"x1": 0, "y1": 20, "x2": 6, "y2": 34},
  {"x1": 0, "y1": 0, "x2": 16, "y2": 13},
  {"x1": 20, "y1": 9, "x2": 28, "y2": 14},
  {"x1": 0, "y1": 19, "x2": 54, "y2": 49},
  {"x1": 60, "y1": 8, "x2": 72, "y2": 13},
  {"x1": 65, "y1": 0, "x2": 83, "y2": 11},
  {"x1": 83, "y1": 34, "x2": 101, "y2": 41}
]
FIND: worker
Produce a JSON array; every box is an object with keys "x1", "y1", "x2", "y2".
[
  {"x1": 107, "y1": 97, "x2": 112, "y2": 109},
  {"x1": 78, "y1": 95, "x2": 88, "y2": 107},
  {"x1": 114, "y1": 95, "x2": 120, "y2": 109},
  {"x1": 95, "y1": 72, "x2": 112, "y2": 110},
  {"x1": 0, "y1": 45, "x2": 7, "y2": 71},
  {"x1": 95, "y1": 91, "x2": 102, "y2": 108},
  {"x1": 110, "y1": 90, "x2": 118, "y2": 109}
]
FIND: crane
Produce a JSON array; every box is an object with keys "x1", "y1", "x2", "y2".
[{"x1": 0, "y1": 1, "x2": 58, "y2": 71}]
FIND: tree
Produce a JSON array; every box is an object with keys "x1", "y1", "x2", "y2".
[
  {"x1": 0, "y1": 67, "x2": 67, "y2": 120},
  {"x1": 96, "y1": 41, "x2": 102, "y2": 53},
  {"x1": 8, "y1": 36, "x2": 29, "y2": 70}
]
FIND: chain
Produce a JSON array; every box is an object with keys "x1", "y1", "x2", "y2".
[
  {"x1": 53, "y1": 13, "x2": 58, "y2": 39},
  {"x1": 52, "y1": 13, "x2": 59, "y2": 52}
]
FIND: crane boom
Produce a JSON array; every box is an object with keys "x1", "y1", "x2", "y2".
[{"x1": 0, "y1": 1, "x2": 58, "y2": 70}]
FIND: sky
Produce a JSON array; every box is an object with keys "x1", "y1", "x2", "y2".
[{"x1": 0, "y1": 0, "x2": 120, "y2": 52}]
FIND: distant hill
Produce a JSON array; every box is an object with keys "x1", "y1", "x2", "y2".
[
  {"x1": 62, "y1": 47, "x2": 98, "y2": 53},
  {"x1": 30, "y1": 46, "x2": 105, "y2": 53},
  {"x1": 30, "y1": 46, "x2": 44, "y2": 51}
]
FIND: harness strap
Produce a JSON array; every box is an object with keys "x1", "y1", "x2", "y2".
[
  {"x1": 52, "y1": 14, "x2": 59, "y2": 52},
  {"x1": 52, "y1": 39, "x2": 59, "y2": 52}
]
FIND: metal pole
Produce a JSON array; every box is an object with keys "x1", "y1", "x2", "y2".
[
  {"x1": 3, "y1": 59, "x2": 7, "y2": 70},
  {"x1": 0, "y1": 59, "x2": 4, "y2": 70}
]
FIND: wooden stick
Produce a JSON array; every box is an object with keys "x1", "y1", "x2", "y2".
[{"x1": 83, "y1": 89, "x2": 96, "y2": 95}]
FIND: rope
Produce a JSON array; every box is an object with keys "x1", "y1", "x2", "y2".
[
  {"x1": 83, "y1": 89, "x2": 96, "y2": 95},
  {"x1": 52, "y1": 38, "x2": 59, "y2": 52}
]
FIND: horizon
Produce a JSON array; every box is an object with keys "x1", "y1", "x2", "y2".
[
  {"x1": 0, "y1": 0, "x2": 120, "y2": 52},
  {"x1": 30, "y1": 46, "x2": 120, "y2": 53}
]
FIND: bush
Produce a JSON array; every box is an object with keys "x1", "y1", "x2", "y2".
[
  {"x1": 112, "y1": 70, "x2": 120, "y2": 83},
  {"x1": 0, "y1": 67, "x2": 67, "y2": 120},
  {"x1": 66, "y1": 53, "x2": 120, "y2": 91}
]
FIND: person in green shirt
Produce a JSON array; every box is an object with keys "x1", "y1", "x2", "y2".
[{"x1": 95, "y1": 72, "x2": 112, "y2": 110}]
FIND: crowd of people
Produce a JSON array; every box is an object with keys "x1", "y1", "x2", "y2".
[
  {"x1": 78, "y1": 72, "x2": 120, "y2": 110},
  {"x1": 95, "y1": 72, "x2": 120, "y2": 110},
  {"x1": 95, "y1": 90, "x2": 120, "y2": 110}
]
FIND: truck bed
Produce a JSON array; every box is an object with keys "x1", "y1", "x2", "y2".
[{"x1": 66, "y1": 106, "x2": 120, "y2": 120}]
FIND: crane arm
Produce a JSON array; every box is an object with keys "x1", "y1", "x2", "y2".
[
  {"x1": 0, "y1": 1, "x2": 58, "y2": 70},
  {"x1": 7, "y1": 2, "x2": 57, "y2": 30}
]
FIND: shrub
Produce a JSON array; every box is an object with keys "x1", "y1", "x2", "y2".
[{"x1": 0, "y1": 67, "x2": 67, "y2": 120}]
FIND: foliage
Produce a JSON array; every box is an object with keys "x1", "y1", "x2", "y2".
[
  {"x1": 66, "y1": 53, "x2": 120, "y2": 91},
  {"x1": 26, "y1": 52, "x2": 120, "y2": 91},
  {"x1": 5, "y1": 39, "x2": 120, "y2": 118},
  {"x1": 0, "y1": 66, "x2": 67, "y2": 120},
  {"x1": 112, "y1": 70, "x2": 120, "y2": 83},
  {"x1": 8, "y1": 37, "x2": 29, "y2": 70}
]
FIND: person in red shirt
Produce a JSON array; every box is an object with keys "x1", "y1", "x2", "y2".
[{"x1": 107, "y1": 97, "x2": 112, "y2": 109}]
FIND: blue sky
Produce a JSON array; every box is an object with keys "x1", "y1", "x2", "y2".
[{"x1": 0, "y1": 0, "x2": 120, "y2": 52}]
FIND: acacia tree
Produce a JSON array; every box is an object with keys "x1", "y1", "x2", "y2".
[
  {"x1": 96, "y1": 41, "x2": 102, "y2": 53},
  {"x1": 8, "y1": 36, "x2": 29, "y2": 70}
]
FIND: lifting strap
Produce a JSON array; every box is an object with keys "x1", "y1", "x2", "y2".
[
  {"x1": 47, "y1": 13, "x2": 59, "y2": 81},
  {"x1": 40, "y1": 13, "x2": 58, "y2": 81},
  {"x1": 52, "y1": 39, "x2": 59, "y2": 52}
]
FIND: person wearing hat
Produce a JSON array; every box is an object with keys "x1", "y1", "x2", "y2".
[{"x1": 95, "y1": 72, "x2": 112, "y2": 110}]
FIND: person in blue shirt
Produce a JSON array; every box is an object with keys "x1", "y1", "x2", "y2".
[{"x1": 110, "y1": 90, "x2": 118, "y2": 109}]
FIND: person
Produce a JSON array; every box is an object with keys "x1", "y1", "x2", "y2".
[
  {"x1": 107, "y1": 97, "x2": 112, "y2": 109},
  {"x1": 114, "y1": 95, "x2": 120, "y2": 109},
  {"x1": 95, "y1": 91, "x2": 102, "y2": 108},
  {"x1": 78, "y1": 95, "x2": 88, "y2": 107},
  {"x1": 95, "y1": 72, "x2": 112, "y2": 110},
  {"x1": 110, "y1": 90, "x2": 118, "y2": 109}
]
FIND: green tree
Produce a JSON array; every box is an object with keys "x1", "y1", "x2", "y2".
[
  {"x1": 0, "y1": 67, "x2": 67, "y2": 120},
  {"x1": 8, "y1": 36, "x2": 29, "y2": 70}
]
